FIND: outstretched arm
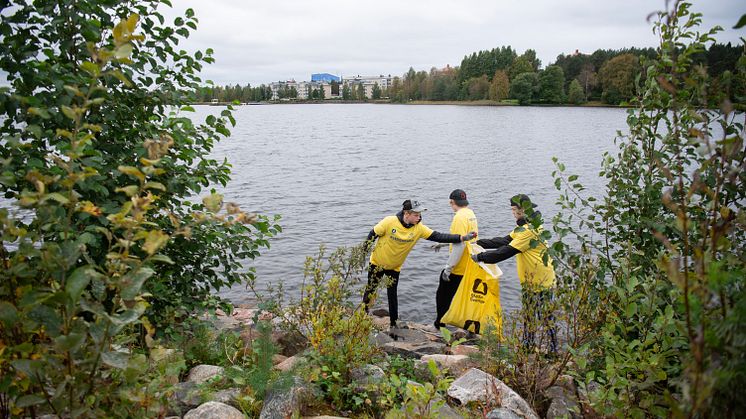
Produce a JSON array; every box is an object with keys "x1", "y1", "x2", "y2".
[
  {"x1": 427, "y1": 231, "x2": 477, "y2": 243},
  {"x1": 474, "y1": 245, "x2": 520, "y2": 264},
  {"x1": 477, "y1": 234, "x2": 512, "y2": 249}
]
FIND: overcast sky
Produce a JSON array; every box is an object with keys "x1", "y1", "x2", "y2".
[{"x1": 163, "y1": 1, "x2": 742, "y2": 85}]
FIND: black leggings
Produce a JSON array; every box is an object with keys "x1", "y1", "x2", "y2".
[
  {"x1": 434, "y1": 271, "x2": 463, "y2": 328},
  {"x1": 362, "y1": 264, "x2": 401, "y2": 326}
]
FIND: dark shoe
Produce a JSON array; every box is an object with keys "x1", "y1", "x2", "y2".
[{"x1": 389, "y1": 320, "x2": 408, "y2": 330}]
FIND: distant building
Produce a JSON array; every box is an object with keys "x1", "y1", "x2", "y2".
[
  {"x1": 342, "y1": 75, "x2": 392, "y2": 99},
  {"x1": 311, "y1": 73, "x2": 341, "y2": 83}
]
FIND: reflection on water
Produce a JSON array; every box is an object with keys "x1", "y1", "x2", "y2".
[{"x1": 195, "y1": 103, "x2": 627, "y2": 324}]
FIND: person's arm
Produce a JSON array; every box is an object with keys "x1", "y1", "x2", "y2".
[
  {"x1": 477, "y1": 235, "x2": 512, "y2": 249},
  {"x1": 475, "y1": 245, "x2": 520, "y2": 264},
  {"x1": 363, "y1": 229, "x2": 378, "y2": 252},
  {"x1": 444, "y1": 242, "x2": 465, "y2": 274},
  {"x1": 427, "y1": 231, "x2": 476, "y2": 243}
]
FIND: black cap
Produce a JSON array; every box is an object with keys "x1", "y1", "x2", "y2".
[
  {"x1": 449, "y1": 189, "x2": 469, "y2": 206},
  {"x1": 510, "y1": 194, "x2": 537, "y2": 209},
  {"x1": 402, "y1": 199, "x2": 427, "y2": 212}
]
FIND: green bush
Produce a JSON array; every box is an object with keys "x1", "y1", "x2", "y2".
[
  {"x1": 0, "y1": 1, "x2": 278, "y2": 416},
  {"x1": 550, "y1": 2, "x2": 745, "y2": 417}
]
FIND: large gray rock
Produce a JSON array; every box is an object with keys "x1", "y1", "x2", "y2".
[
  {"x1": 169, "y1": 381, "x2": 202, "y2": 415},
  {"x1": 350, "y1": 364, "x2": 386, "y2": 387},
  {"x1": 260, "y1": 377, "x2": 311, "y2": 419},
  {"x1": 382, "y1": 340, "x2": 445, "y2": 359},
  {"x1": 213, "y1": 387, "x2": 242, "y2": 407},
  {"x1": 186, "y1": 364, "x2": 225, "y2": 384},
  {"x1": 371, "y1": 330, "x2": 395, "y2": 347},
  {"x1": 420, "y1": 354, "x2": 471, "y2": 376},
  {"x1": 447, "y1": 368, "x2": 538, "y2": 419},
  {"x1": 546, "y1": 375, "x2": 581, "y2": 419},
  {"x1": 274, "y1": 354, "x2": 305, "y2": 372},
  {"x1": 183, "y1": 401, "x2": 244, "y2": 419},
  {"x1": 486, "y1": 408, "x2": 522, "y2": 419}
]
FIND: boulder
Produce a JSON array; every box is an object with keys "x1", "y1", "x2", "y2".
[
  {"x1": 546, "y1": 374, "x2": 581, "y2": 419},
  {"x1": 451, "y1": 344, "x2": 480, "y2": 356},
  {"x1": 447, "y1": 368, "x2": 538, "y2": 419},
  {"x1": 371, "y1": 308, "x2": 389, "y2": 317},
  {"x1": 272, "y1": 353, "x2": 288, "y2": 365},
  {"x1": 260, "y1": 377, "x2": 312, "y2": 419},
  {"x1": 183, "y1": 401, "x2": 244, "y2": 419},
  {"x1": 420, "y1": 354, "x2": 471, "y2": 376},
  {"x1": 213, "y1": 387, "x2": 242, "y2": 407},
  {"x1": 350, "y1": 364, "x2": 386, "y2": 387},
  {"x1": 169, "y1": 381, "x2": 202, "y2": 415},
  {"x1": 275, "y1": 354, "x2": 305, "y2": 372},
  {"x1": 186, "y1": 364, "x2": 224, "y2": 385},
  {"x1": 272, "y1": 329, "x2": 308, "y2": 357},
  {"x1": 371, "y1": 330, "x2": 395, "y2": 347},
  {"x1": 486, "y1": 408, "x2": 522, "y2": 419}
]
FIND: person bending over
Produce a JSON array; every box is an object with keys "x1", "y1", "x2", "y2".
[{"x1": 363, "y1": 199, "x2": 476, "y2": 328}]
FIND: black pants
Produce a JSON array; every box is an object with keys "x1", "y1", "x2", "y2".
[
  {"x1": 434, "y1": 270, "x2": 463, "y2": 329},
  {"x1": 521, "y1": 289, "x2": 558, "y2": 353},
  {"x1": 362, "y1": 264, "x2": 401, "y2": 326}
]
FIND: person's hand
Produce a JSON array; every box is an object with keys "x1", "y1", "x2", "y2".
[
  {"x1": 461, "y1": 231, "x2": 478, "y2": 242},
  {"x1": 430, "y1": 243, "x2": 447, "y2": 252},
  {"x1": 470, "y1": 253, "x2": 480, "y2": 263},
  {"x1": 440, "y1": 269, "x2": 450, "y2": 282}
]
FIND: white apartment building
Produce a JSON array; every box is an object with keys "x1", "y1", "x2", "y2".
[
  {"x1": 270, "y1": 80, "x2": 334, "y2": 100},
  {"x1": 342, "y1": 75, "x2": 393, "y2": 98}
]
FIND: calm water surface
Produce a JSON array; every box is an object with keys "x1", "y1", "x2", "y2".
[{"x1": 196, "y1": 104, "x2": 628, "y2": 323}]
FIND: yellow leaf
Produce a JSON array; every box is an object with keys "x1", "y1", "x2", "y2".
[
  {"x1": 115, "y1": 44, "x2": 133, "y2": 60},
  {"x1": 143, "y1": 182, "x2": 165, "y2": 191},
  {"x1": 60, "y1": 106, "x2": 77, "y2": 120},
  {"x1": 116, "y1": 185, "x2": 139, "y2": 197},
  {"x1": 139, "y1": 157, "x2": 161, "y2": 166},
  {"x1": 202, "y1": 193, "x2": 223, "y2": 213},
  {"x1": 78, "y1": 201, "x2": 102, "y2": 216},
  {"x1": 118, "y1": 166, "x2": 145, "y2": 182},
  {"x1": 126, "y1": 14, "x2": 140, "y2": 34},
  {"x1": 142, "y1": 230, "x2": 169, "y2": 255}
]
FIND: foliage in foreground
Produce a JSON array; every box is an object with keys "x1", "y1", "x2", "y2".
[
  {"x1": 546, "y1": 2, "x2": 745, "y2": 417},
  {"x1": 0, "y1": 1, "x2": 278, "y2": 416}
]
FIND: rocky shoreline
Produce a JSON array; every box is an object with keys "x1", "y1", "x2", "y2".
[{"x1": 156, "y1": 307, "x2": 584, "y2": 418}]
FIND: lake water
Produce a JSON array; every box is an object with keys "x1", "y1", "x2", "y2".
[{"x1": 196, "y1": 103, "x2": 628, "y2": 324}]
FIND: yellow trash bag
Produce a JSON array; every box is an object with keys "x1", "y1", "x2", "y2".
[{"x1": 441, "y1": 243, "x2": 502, "y2": 335}]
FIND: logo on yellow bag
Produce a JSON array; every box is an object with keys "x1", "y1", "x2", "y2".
[{"x1": 472, "y1": 279, "x2": 488, "y2": 295}]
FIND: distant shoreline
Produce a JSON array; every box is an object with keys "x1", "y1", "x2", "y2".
[{"x1": 192, "y1": 100, "x2": 628, "y2": 108}]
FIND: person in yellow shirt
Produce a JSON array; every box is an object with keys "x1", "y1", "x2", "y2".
[
  {"x1": 363, "y1": 199, "x2": 477, "y2": 328},
  {"x1": 472, "y1": 194, "x2": 557, "y2": 353},
  {"x1": 434, "y1": 189, "x2": 479, "y2": 329}
]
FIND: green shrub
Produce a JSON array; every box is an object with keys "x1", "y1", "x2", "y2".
[
  {"x1": 0, "y1": 1, "x2": 278, "y2": 416},
  {"x1": 549, "y1": 2, "x2": 745, "y2": 416}
]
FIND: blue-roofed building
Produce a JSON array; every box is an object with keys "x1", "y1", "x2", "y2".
[{"x1": 311, "y1": 73, "x2": 340, "y2": 83}]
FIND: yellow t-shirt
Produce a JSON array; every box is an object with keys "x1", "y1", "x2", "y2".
[
  {"x1": 509, "y1": 225, "x2": 556, "y2": 290},
  {"x1": 370, "y1": 216, "x2": 434, "y2": 271},
  {"x1": 449, "y1": 207, "x2": 478, "y2": 276}
]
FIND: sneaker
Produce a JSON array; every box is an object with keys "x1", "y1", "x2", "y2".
[{"x1": 389, "y1": 320, "x2": 408, "y2": 330}]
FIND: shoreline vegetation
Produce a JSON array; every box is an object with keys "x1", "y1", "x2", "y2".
[
  {"x1": 1, "y1": 0, "x2": 744, "y2": 418},
  {"x1": 192, "y1": 99, "x2": 627, "y2": 108}
]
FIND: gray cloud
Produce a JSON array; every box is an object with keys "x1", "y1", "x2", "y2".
[{"x1": 161, "y1": 0, "x2": 745, "y2": 86}]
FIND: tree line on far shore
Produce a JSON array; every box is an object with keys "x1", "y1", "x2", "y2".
[{"x1": 196, "y1": 43, "x2": 744, "y2": 106}]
